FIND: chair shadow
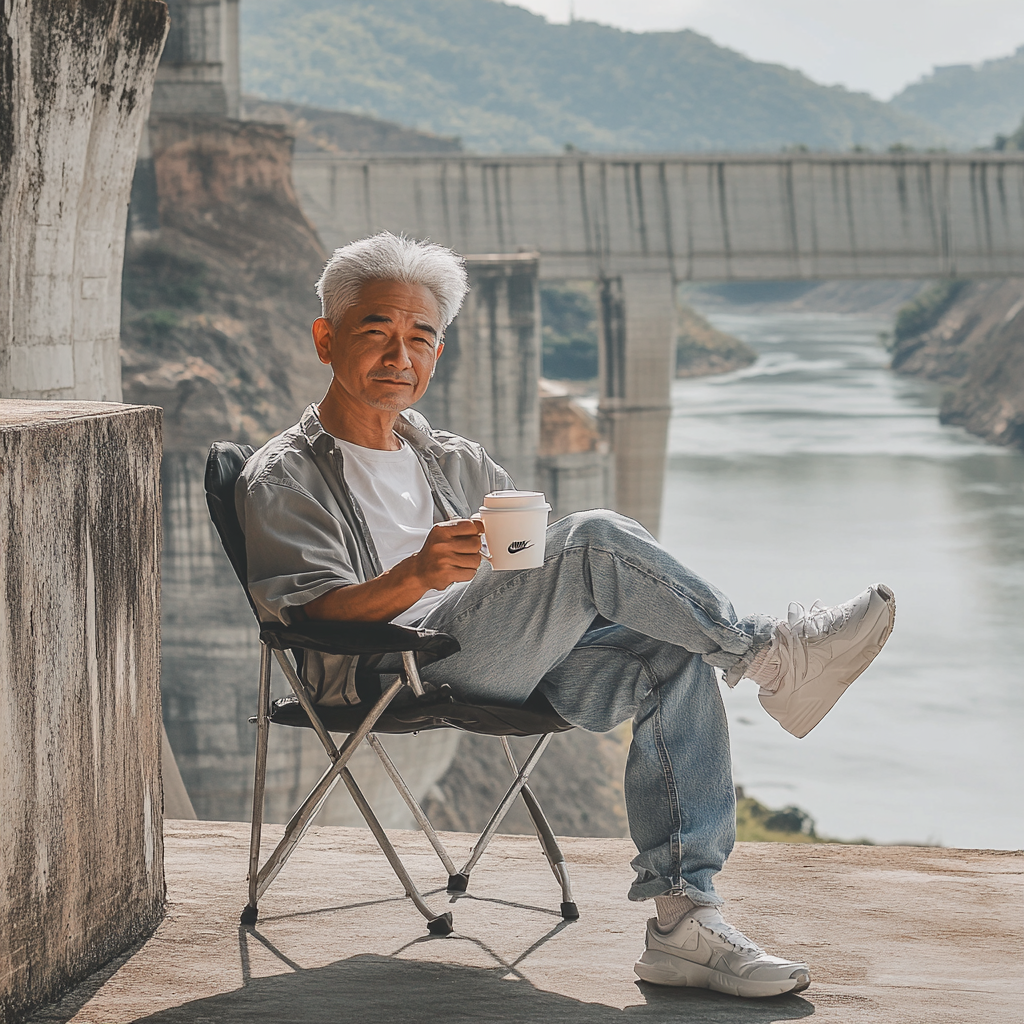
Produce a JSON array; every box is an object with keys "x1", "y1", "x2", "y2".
[
  {"x1": 256, "y1": 893, "x2": 411, "y2": 923},
  {"x1": 129, "y1": 951, "x2": 815, "y2": 1024},
  {"x1": 388, "y1": 916, "x2": 573, "y2": 981},
  {"x1": 255, "y1": 887, "x2": 565, "y2": 925},
  {"x1": 444, "y1": 889, "x2": 565, "y2": 917}
]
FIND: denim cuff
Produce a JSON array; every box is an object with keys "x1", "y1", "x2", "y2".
[
  {"x1": 700, "y1": 612, "x2": 778, "y2": 677},
  {"x1": 627, "y1": 874, "x2": 724, "y2": 906}
]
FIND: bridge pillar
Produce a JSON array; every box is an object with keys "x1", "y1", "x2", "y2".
[
  {"x1": 415, "y1": 254, "x2": 540, "y2": 488},
  {"x1": 598, "y1": 273, "x2": 675, "y2": 535}
]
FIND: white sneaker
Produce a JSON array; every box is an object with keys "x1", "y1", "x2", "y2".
[
  {"x1": 757, "y1": 583, "x2": 896, "y2": 738},
  {"x1": 634, "y1": 907, "x2": 811, "y2": 998}
]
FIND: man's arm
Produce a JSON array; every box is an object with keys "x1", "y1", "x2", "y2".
[{"x1": 303, "y1": 518, "x2": 485, "y2": 623}]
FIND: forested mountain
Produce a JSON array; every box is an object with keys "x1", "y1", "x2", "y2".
[
  {"x1": 890, "y1": 46, "x2": 1024, "y2": 148},
  {"x1": 241, "y1": 0, "x2": 939, "y2": 154}
]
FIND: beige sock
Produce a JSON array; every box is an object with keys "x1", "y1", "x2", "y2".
[
  {"x1": 654, "y1": 893, "x2": 697, "y2": 931},
  {"x1": 745, "y1": 630, "x2": 784, "y2": 693}
]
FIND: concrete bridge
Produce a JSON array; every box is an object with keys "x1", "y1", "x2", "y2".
[{"x1": 293, "y1": 152, "x2": 1024, "y2": 532}]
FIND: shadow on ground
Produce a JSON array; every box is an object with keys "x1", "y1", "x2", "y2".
[{"x1": 130, "y1": 945, "x2": 815, "y2": 1024}]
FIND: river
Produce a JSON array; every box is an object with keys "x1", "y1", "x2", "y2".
[{"x1": 659, "y1": 310, "x2": 1024, "y2": 850}]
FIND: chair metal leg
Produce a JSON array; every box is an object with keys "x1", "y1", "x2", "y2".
[
  {"x1": 253, "y1": 675, "x2": 405, "y2": 900},
  {"x1": 401, "y1": 650, "x2": 426, "y2": 697},
  {"x1": 339, "y1": 765, "x2": 453, "y2": 935},
  {"x1": 254, "y1": 662, "x2": 452, "y2": 933},
  {"x1": 455, "y1": 733, "x2": 552, "y2": 883},
  {"x1": 366, "y1": 733, "x2": 459, "y2": 877},
  {"x1": 241, "y1": 643, "x2": 273, "y2": 925},
  {"x1": 501, "y1": 737, "x2": 579, "y2": 920}
]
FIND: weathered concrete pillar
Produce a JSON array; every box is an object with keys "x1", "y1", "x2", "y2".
[
  {"x1": 151, "y1": 0, "x2": 228, "y2": 115},
  {"x1": 415, "y1": 254, "x2": 541, "y2": 488},
  {"x1": 221, "y1": 0, "x2": 241, "y2": 118},
  {"x1": 597, "y1": 273, "x2": 676, "y2": 535},
  {"x1": 0, "y1": 0, "x2": 167, "y2": 402},
  {"x1": 0, "y1": 401, "x2": 164, "y2": 1024}
]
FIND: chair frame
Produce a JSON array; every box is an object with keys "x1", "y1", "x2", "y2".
[
  {"x1": 243, "y1": 638, "x2": 577, "y2": 934},
  {"x1": 204, "y1": 441, "x2": 577, "y2": 935}
]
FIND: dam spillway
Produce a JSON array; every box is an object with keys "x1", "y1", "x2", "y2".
[
  {"x1": 293, "y1": 152, "x2": 1024, "y2": 283},
  {"x1": 292, "y1": 152, "x2": 1024, "y2": 531}
]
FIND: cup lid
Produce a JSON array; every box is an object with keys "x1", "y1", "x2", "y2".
[
  {"x1": 483, "y1": 489, "x2": 548, "y2": 509},
  {"x1": 478, "y1": 503, "x2": 550, "y2": 514}
]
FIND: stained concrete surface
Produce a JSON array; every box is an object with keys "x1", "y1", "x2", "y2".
[
  {"x1": 29, "y1": 822, "x2": 1022, "y2": 1024},
  {"x1": 0, "y1": 0, "x2": 166, "y2": 402},
  {"x1": 0, "y1": 401, "x2": 164, "y2": 1024}
]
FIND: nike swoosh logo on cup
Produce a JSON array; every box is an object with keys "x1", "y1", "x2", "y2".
[{"x1": 507, "y1": 540, "x2": 534, "y2": 554}]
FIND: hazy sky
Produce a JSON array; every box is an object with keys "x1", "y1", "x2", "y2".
[{"x1": 512, "y1": 1, "x2": 1024, "y2": 99}]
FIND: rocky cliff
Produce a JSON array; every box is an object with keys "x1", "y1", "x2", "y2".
[
  {"x1": 122, "y1": 115, "x2": 330, "y2": 450},
  {"x1": 889, "y1": 279, "x2": 1024, "y2": 450},
  {"x1": 675, "y1": 305, "x2": 756, "y2": 378}
]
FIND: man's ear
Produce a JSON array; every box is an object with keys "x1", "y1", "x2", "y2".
[
  {"x1": 312, "y1": 317, "x2": 334, "y2": 365},
  {"x1": 431, "y1": 338, "x2": 445, "y2": 375}
]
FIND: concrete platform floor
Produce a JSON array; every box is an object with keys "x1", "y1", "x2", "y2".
[{"x1": 30, "y1": 821, "x2": 1022, "y2": 1024}]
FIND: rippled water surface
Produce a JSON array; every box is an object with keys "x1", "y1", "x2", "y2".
[{"x1": 659, "y1": 311, "x2": 1024, "y2": 849}]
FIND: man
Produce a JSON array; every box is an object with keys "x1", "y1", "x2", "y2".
[{"x1": 237, "y1": 232, "x2": 896, "y2": 999}]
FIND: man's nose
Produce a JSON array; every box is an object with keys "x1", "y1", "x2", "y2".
[{"x1": 380, "y1": 334, "x2": 414, "y2": 367}]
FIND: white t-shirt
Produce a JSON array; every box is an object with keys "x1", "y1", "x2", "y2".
[{"x1": 335, "y1": 437, "x2": 447, "y2": 626}]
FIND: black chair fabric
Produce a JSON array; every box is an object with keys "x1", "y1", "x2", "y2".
[
  {"x1": 260, "y1": 620, "x2": 460, "y2": 660},
  {"x1": 204, "y1": 441, "x2": 567, "y2": 734},
  {"x1": 205, "y1": 441, "x2": 257, "y2": 614},
  {"x1": 268, "y1": 687, "x2": 572, "y2": 737}
]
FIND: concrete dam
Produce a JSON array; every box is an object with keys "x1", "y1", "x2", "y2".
[{"x1": 293, "y1": 151, "x2": 1024, "y2": 530}]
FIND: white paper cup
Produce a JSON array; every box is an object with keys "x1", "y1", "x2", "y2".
[{"x1": 477, "y1": 491, "x2": 550, "y2": 570}]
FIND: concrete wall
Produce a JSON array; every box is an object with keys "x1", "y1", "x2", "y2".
[
  {"x1": 0, "y1": 401, "x2": 164, "y2": 1024},
  {"x1": 416, "y1": 255, "x2": 541, "y2": 488},
  {"x1": 0, "y1": 0, "x2": 167, "y2": 403},
  {"x1": 293, "y1": 152, "x2": 1024, "y2": 282}
]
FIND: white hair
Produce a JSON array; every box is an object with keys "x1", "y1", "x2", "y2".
[{"x1": 315, "y1": 232, "x2": 469, "y2": 333}]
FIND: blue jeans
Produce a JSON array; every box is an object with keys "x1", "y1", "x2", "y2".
[{"x1": 415, "y1": 510, "x2": 776, "y2": 906}]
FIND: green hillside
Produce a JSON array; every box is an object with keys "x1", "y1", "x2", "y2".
[
  {"x1": 890, "y1": 46, "x2": 1024, "y2": 148},
  {"x1": 241, "y1": 0, "x2": 939, "y2": 154}
]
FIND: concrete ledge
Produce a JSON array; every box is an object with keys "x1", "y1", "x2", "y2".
[
  {"x1": 28, "y1": 821, "x2": 1022, "y2": 1023},
  {"x1": 0, "y1": 400, "x2": 164, "y2": 1024}
]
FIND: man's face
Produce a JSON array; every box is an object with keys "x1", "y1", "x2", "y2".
[{"x1": 313, "y1": 279, "x2": 444, "y2": 413}]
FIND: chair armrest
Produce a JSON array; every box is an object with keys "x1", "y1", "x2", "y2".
[{"x1": 258, "y1": 620, "x2": 461, "y2": 661}]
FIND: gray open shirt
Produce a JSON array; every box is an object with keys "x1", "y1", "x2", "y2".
[{"x1": 236, "y1": 404, "x2": 513, "y2": 705}]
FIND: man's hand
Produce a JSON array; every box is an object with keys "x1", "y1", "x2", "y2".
[
  {"x1": 303, "y1": 518, "x2": 484, "y2": 623},
  {"x1": 408, "y1": 518, "x2": 485, "y2": 591}
]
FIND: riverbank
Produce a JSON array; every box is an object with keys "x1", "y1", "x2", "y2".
[
  {"x1": 887, "y1": 279, "x2": 1024, "y2": 451},
  {"x1": 685, "y1": 277, "x2": 1024, "y2": 453}
]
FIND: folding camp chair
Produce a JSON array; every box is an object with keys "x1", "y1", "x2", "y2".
[{"x1": 205, "y1": 441, "x2": 579, "y2": 935}]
